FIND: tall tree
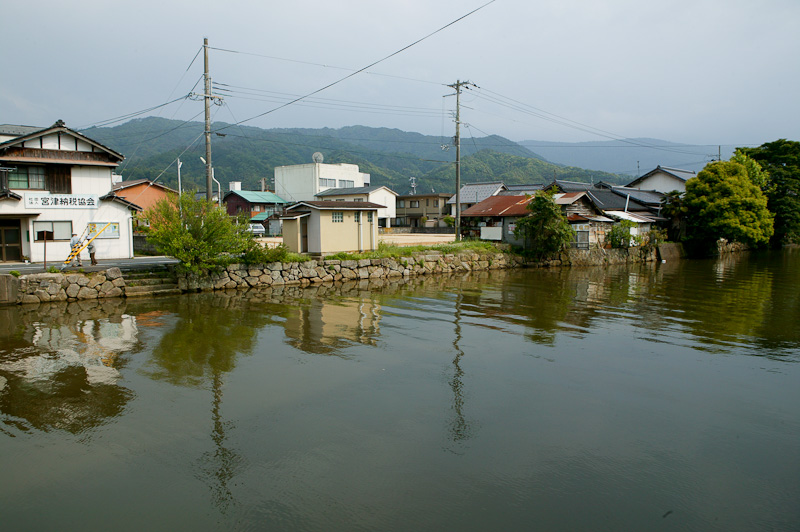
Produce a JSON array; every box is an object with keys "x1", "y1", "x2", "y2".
[
  {"x1": 684, "y1": 160, "x2": 773, "y2": 250},
  {"x1": 737, "y1": 140, "x2": 800, "y2": 246},
  {"x1": 514, "y1": 191, "x2": 575, "y2": 258}
]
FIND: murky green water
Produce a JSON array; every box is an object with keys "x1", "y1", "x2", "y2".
[{"x1": 1, "y1": 249, "x2": 799, "y2": 531}]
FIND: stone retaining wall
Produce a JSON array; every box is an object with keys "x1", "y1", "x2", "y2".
[
  {"x1": 12, "y1": 267, "x2": 126, "y2": 304},
  {"x1": 177, "y1": 252, "x2": 524, "y2": 291},
  {"x1": 1, "y1": 247, "x2": 658, "y2": 305}
]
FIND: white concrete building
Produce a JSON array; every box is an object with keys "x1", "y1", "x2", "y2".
[
  {"x1": 0, "y1": 121, "x2": 139, "y2": 263},
  {"x1": 314, "y1": 185, "x2": 397, "y2": 228},
  {"x1": 274, "y1": 162, "x2": 370, "y2": 203}
]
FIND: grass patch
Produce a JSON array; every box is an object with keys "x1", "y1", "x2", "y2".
[{"x1": 326, "y1": 240, "x2": 501, "y2": 261}]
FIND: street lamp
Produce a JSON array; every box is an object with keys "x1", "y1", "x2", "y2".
[{"x1": 199, "y1": 157, "x2": 221, "y2": 206}]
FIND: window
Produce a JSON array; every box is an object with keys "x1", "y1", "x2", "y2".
[
  {"x1": 336, "y1": 198, "x2": 345, "y2": 202},
  {"x1": 9, "y1": 166, "x2": 45, "y2": 189},
  {"x1": 426, "y1": 199, "x2": 430, "y2": 207},
  {"x1": 367, "y1": 212, "x2": 373, "y2": 222},
  {"x1": 354, "y1": 198, "x2": 363, "y2": 202},
  {"x1": 339, "y1": 180, "x2": 354, "y2": 188},
  {"x1": 33, "y1": 220, "x2": 72, "y2": 241},
  {"x1": 398, "y1": 200, "x2": 405, "y2": 208},
  {"x1": 434, "y1": 199, "x2": 439, "y2": 207},
  {"x1": 410, "y1": 200, "x2": 420, "y2": 208},
  {"x1": 332, "y1": 212, "x2": 343, "y2": 223},
  {"x1": 354, "y1": 212, "x2": 360, "y2": 222},
  {"x1": 319, "y1": 178, "x2": 336, "y2": 187}
]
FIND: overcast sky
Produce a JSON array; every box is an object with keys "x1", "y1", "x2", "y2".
[{"x1": 2, "y1": 0, "x2": 798, "y2": 148}]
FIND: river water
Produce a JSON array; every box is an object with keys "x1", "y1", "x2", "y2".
[{"x1": 1, "y1": 249, "x2": 798, "y2": 531}]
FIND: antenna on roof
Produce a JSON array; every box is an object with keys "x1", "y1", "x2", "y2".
[{"x1": 312, "y1": 152, "x2": 324, "y2": 163}]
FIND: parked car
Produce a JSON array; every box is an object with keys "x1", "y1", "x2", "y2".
[{"x1": 248, "y1": 223, "x2": 266, "y2": 236}]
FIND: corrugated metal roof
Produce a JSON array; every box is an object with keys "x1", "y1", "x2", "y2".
[
  {"x1": 553, "y1": 191, "x2": 587, "y2": 205},
  {"x1": 225, "y1": 190, "x2": 288, "y2": 204},
  {"x1": 461, "y1": 195, "x2": 533, "y2": 217},
  {"x1": 605, "y1": 211, "x2": 657, "y2": 223}
]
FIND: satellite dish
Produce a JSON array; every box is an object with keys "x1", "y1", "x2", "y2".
[{"x1": 312, "y1": 152, "x2": 324, "y2": 163}]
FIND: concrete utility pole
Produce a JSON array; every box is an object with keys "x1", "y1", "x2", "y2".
[
  {"x1": 203, "y1": 38, "x2": 213, "y2": 202},
  {"x1": 447, "y1": 80, "x2": 475, "y2": 242}
]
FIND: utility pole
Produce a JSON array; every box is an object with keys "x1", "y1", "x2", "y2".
[
  {"x1": 203, "y1": 38, "x2": 213, "y2": 202},
  {"x1": 446, "y1": 80, "x2": 475, "y2": 242}
]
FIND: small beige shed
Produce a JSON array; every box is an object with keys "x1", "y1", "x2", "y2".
[{"x1": 281, "y1": 200, "x2": 385, "y2": 256}]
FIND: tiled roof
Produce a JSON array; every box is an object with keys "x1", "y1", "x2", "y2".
[
  {"x1": 447, "y1": 182, "x2": 506, "y2": 204},
  {"x1": 316, "y1": 185, "x2": 395, "y2": 197},
  {"x1": 498, "y1": 184, "x2": 544, "y2": 195},
  {"x1": 610, "y1": 187, "x2": 665, "y2": 206},
  {"x1": 0, "y1": 124, "x2": 42, "y2": 137},
  {"x1": 113, "y1": 179, "x2": 177, "y2": 194},
  {"x1": 626, "y1": 165, "x2": 696, "y2": 187},
  {"x1": 286, "y1": 200, "x2": 386, "y2": 210}
]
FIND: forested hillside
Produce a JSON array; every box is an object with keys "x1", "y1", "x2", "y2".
[{"x1": 85, "y1": 117, "x2": 626, "y2": 193}]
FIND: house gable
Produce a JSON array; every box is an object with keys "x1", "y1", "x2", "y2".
[{"x1": 0, "y1": 120, "x2": 124, "y2": 168}]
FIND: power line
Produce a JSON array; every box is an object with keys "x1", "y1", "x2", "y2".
[
  {"x1": 212, "y1": 0, "x2": 496, "y2": 133},
  {"x1": 471, "y1": 87, "x2": 715, "y2": 157},
  {"x1": 76, "y1": 96, "x2": 189, "y2": 130},
  {"x1": 208, "y1": 46, "x2": 445, "y2": 87},
  {"x1": 213, "y1": 81, "x2": 443, "y2": 114}
]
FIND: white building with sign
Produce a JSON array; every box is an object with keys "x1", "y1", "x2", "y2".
[{"x1": 0, "y1": 120, "x2": 140, "y2": 263}]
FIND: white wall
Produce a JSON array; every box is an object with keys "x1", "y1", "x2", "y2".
[
  {"x1": 633, "y1": 173, "x2": 686, "y2": 193},
  {"x1": 368, "y1": 188, "x2": 397, "y2": 221},
  {"x1": 72, "y1": 165, "x2": 114, "y2": 194},
  {"x1": 274, "y1": 163, "x2": 369, "y2": 203},
  {"x1": 23, "y1": 201, "x2": 134, "y2": 263}
]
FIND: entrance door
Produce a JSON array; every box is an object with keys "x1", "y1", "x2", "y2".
[
  {"x1": 300, "y1": 218, "x2": 308, "y2": 253},
  {"x1": 0, "y1": 225, "x2": 23, "y2": 261}
]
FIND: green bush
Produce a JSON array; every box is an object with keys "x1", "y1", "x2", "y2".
[
  {"x1": 240, "y1": 243, "x2": 304, "y2": 265},
  {"x1": 606, "y1": 220, "x2": 639, "y2": 249},
  {"x1": 9, "y1": 270, "x2": 20, "y2": 277},
  {"x1": 145, "y1": 192, "x2": 255, "y2": 273}
]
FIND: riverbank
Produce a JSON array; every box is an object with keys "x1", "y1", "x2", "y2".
[{"x1": 0, "y1": 246, "x2": 660, "y2": 305}]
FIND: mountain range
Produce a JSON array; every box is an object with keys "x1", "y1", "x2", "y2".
[{"x1": 82, "y1": 117, "x2": 720, "y2": 195}]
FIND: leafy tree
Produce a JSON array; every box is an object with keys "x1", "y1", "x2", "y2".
[
  {"x1": 683, "y1": 160, "x2": 774, "y2": 250},
  {"x1": 660, "y1": 190, "x2": 686, "y2": 241},
  {"x1": 730, "y1": 151, "x2": 771, "y2": 190},
  {"x1": 514, "y1": 191, "x2": 575, "y2": 258},
  {"x1": 144, "y1": 191, "x2": 254, "y2": 273},
  {"x1": 737, "y1": 139, "x2": 800, "y2": 246},
  {"x1": 605, "y1": 220, "x2": 638, "y2": 248}
]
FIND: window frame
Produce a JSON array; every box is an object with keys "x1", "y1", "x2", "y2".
[
  {"x1": 9, "y1": 166, "x2": 46, "y2": 190},
  {"x1": 332, "y1": 211, "x2": 344, "y2": 223},
  {"x1": 33, "y1": 220, "x2": 72, "y2": 241}
]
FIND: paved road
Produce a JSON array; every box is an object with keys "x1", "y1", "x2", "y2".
[
  {"x1": 0, "y1": 256, "x2": 179, "y2": 275},
  {"x1": 0, "y1": 233, "x2": 455, "y2": 275}
]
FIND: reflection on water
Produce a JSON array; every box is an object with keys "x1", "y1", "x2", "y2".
[
  {"x1": 0, "y1": 299, "x2": 137, "y2": 436},
  {"x1": 0, "y1": 249, "x2": 798, "y2": 531}
]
